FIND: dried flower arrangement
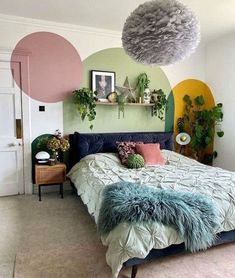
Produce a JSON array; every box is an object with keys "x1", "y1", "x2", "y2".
[{"x1": 37, "y1": 130, "x2": 70, "y2": 163}]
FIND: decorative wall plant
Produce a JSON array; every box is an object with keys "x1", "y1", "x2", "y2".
[
  {"x1": 116, "y1": 93, "x2": 126, "y2": 119},
  {"x1": 73, "y1": 88, "x2": 98, "y2": 129},
  {"x1": 151, "y1": 89, "x2": 168, "y2": 120},
  {"x1": 136, "y1": 73, "x2": 150, "y2": 101},
  {"x1": 180, "y1": 94, "x2": 224, "y2": 164}
]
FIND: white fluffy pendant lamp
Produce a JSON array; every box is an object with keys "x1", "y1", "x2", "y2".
[{"x1": 122, "y1": 0, "x2": 200, "y2": 66}]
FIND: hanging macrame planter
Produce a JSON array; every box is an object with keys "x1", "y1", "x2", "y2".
[{"x1": 122, "y1": 0, "x2": 201, "y2": 66}]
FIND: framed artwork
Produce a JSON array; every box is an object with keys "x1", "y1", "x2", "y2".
[{"x1": 91, "y1": 70, "x2": 115, "y2": 100}]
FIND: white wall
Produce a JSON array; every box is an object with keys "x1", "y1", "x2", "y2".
[
  {"x1": 0, "y1": 13, "x2": 206, "y2": 143},
  {"x1": 206, "y1": 33, "x2": 235, "y2": 171},
  {"x1": 163, "y1": 43, "x2": 206, "y2": 88}
]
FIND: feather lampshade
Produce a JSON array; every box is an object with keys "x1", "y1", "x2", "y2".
[{"x1": 122, "y1": 0, "x2": 200, "y2": 66}]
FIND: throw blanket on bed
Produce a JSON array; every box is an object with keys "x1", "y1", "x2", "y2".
[{"x1": 98, "y1": 182, "x2": 220, "y2": 252}]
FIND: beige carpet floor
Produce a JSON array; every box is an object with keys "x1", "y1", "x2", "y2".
[
  {"x1": 14, "y1": 242, "x2": 235, "y2": 278},
  {"x1": 0, "y1": 192, "x2": 235, "y2": 278}
]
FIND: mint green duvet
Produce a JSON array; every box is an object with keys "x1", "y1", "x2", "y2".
[{"x1": 67, "y1": 151, "x2": 235, "y2": 278}]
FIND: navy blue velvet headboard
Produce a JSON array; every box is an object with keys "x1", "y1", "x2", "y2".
[{"x1": 69, "y1": 131, "x2": 173, "y2": 168}]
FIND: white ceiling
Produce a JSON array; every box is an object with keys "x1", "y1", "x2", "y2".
[{"x1": 1, "y1": 0, "x2": 235, "y2": 41}]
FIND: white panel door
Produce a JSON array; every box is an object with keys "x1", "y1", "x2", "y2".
[{"x1": 0, "y1": 60, "x2": 24, "y2": 196}]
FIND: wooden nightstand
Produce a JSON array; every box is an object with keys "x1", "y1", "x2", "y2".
[{"x1": 35, "y1": 163, "x2": 66, "y2": 201}]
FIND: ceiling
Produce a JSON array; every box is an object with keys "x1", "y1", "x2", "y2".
[{"x1": 1, "y1": 0, "x2": 235, "y2": 41}]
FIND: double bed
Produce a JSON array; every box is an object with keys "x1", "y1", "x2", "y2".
[{"x1": 67, "y1": 131, "x2": 235, "y2": 278}]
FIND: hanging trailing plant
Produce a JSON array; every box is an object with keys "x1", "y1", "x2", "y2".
[
  {"x1": 151, "y1": 89, "x2": 168, "y2": 120},
  {"x1": 73, "y1": 88, "x2": 98, "y2": 130},
  {"x1": 116, "y1": 93, "x2": 126, "y2": 119},
  {"x1": 136, "y1": 73, "x2": 150, "y2": 100},
  {"x1": 181, "y1": 94, "x2": 224, "y2": 164}
]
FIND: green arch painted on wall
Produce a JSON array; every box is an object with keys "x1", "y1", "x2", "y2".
[
  {"x1": 63, "y1": 48, "x2": 172, "y2": 134},
  {"x1": 165, "y1": 91, "x2": 174, "y2": 132}
]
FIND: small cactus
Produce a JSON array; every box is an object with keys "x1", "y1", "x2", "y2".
[{"x1": 127, "y1": 154, "x2": 145, "y2": 169}]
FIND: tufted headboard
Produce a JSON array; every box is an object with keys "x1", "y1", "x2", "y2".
[{"x1": 68, "y1": 131, "x2": 173, "y2": 168}]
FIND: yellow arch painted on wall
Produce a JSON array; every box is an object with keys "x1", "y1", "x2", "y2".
[{"x1": 173, "y1": 79, "x2": 215, "y2": 152}]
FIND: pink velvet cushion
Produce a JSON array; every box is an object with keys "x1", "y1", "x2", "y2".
[
  {"x1": 116, "y1": 141, "x2": 142, "y2": 165},
  {"x1": 135, "y1": 143, "x2": 165, "y2": 166}
]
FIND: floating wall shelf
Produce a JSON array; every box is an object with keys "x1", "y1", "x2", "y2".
[
  {"x1": 96, "y1": 102, "x2": 154, "y2": 107},
  {"x1": 96, "y1": 102, "x2": 156, "y2": 116}
]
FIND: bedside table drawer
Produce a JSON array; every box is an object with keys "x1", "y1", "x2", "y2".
[{"x1": 35, "y1": 164, "x2": 66, "y2": 185}]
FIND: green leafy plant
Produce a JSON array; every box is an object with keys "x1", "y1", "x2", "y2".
[
  {"x1": 181, "y1": 94, "x2": 224, "y2": 164},
  {"x1": 116, "y1": 93, "x2": 126, "y2": 119},
  {"x1": 136, "y1": 73, "x2": 150, "y2": 100},
  {"x1": 127, "y1": 154, "x2": 145, "y2": 169},
  {"x1": 73, "y1": 88, "x2": 97, "y2": 129},
  {"x1": 151, "y1": 89, "x2": 168, "y2": 120},
  {"x1": 177, "y1": 117, "x2": 185, "y2": 133}
]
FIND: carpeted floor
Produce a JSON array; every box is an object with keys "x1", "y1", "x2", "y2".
[{"x1": 0, "y1": 192, "x2": 235, "y2": 278}]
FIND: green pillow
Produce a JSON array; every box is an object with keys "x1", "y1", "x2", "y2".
[{"x1": 127, "y1": 154, "x2": 145, "y2": 169}]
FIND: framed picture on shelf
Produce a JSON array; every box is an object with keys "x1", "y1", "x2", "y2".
[{"x1": 91, "y1": 70, "x2": 115, "y2": 101}]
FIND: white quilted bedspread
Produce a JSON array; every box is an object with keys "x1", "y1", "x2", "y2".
[{"x1": 67, "y1": 150, "x2": 235, "y2": 277}]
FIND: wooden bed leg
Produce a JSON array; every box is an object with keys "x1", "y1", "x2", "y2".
[{"x1": 131, "y1": 265, "x2": 138, "y2": 278}]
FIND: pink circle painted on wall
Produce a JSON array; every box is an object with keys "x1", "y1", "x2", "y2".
[{"x1": 11, "y1": 32, "x2": 82, "y2": 103}]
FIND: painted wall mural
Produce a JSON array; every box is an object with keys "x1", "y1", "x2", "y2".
[
  {"x1": 11, "y1": 31, "x2": 215, "y2": 146},
  {"x1": 172, "y1": 79, "x2": 215, "y2": 153},
  {"x1": 63, "y1": 47, "x2": 172, "y2": 134},
  {"x1": 11, "y1": 32, "x2": 82, "y2": 102}
]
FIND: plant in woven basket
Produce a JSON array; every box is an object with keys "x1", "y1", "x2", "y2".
[
  {"x1": 127, "y1": 154, "x2": 145, "y2": 169},
  {"x1": 73, "y1": 87, "x2": 98, "y2": 130}
]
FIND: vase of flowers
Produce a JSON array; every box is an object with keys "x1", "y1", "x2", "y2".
[{"x1": 47, "y1": 130, "x2": 70, "y2": 164}]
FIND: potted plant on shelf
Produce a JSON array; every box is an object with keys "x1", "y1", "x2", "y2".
[
  {"x1": 180, "y1": 94, "x2": 224, "y2": 164},
  {"x1": 73, "y1": 88, "x2": 98, "y2": 130},
  {"x1": 136, "y1": 73, "x2": 150, "y2": 103},
  {"x1": 116, "y1": 93, "x2": 126, "y2": 119},
  {"x1": 151, "y1": 89, "x2": 168, "y2": 120}
]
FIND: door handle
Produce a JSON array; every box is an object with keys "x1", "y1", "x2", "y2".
[
  {"x1": 9, "y1": 142, "x2": 22, "y2": 147},
  {"x1": 10, "y1": 143, "x2": 17, "y2": 147}
]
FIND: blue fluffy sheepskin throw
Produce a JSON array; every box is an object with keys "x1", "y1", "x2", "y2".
[{"x1": 98, "y1": 182, "x2": 220, "y2": 252}]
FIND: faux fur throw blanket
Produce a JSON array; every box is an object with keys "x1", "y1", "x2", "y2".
[{"x1": 98, "y1": 182, "x2": 220, "y2": 252}]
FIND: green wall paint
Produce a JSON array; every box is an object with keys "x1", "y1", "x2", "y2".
[
  {"x1": 63, "y1": 48, "x2": 172, "y2": 134},
  {"x1": 165, "y1": 92, "x2": 174, "y2": 132}
]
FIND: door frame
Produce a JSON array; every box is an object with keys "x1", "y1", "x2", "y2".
[{"x1": 0, "y1": 50, "x2": 32, "y2": 194}]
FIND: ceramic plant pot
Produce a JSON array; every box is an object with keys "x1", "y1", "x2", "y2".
[{"x1": 143, "y1": 88, "x2": 151, "y2": 104}]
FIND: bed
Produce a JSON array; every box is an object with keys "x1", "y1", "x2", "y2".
[{"x1": 67, "y1": 131, "x2": 235, "y2": 278}]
